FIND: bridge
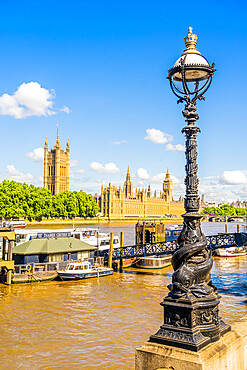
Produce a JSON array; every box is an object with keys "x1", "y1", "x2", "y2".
[{"x1": 98, "y1": 232, "x2": 247, "y2": 260}]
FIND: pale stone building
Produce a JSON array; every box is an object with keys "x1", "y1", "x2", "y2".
[
  {"x1": 100, "y1": 167, "x2": 184, "y2": 219},
  {"x1": 43, "y1": 135, "x2": 70, "y2": 195}
]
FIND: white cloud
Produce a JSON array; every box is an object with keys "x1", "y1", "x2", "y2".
[
  {"x1": 136, "y1": 168, "x2": 150, "y2": 180},
  {"x1": 70, "y1": 160, "x2": 79, "y2": 168},
  {"x1": 111, "y1": 140, "x2": 128, "y2": 145},
  {"x1": 166, "y1": 143, "x2": 185, "y2": 152},
  {"x1": 144, "y1": 128, "x2": 173, "y2": 144},
  {"x1": 75, "y1": 169, "x2": 85, "y2": 174},
  {"x1": 5, "y1": 165, "x2": 38, "y2": 184},
  {"x1": 220, "y1": 170, "x2": 247, "y2": 185},
  {"x1": 0, "y1": 82, "x2": 57, "y2": 119},
  {"x1": 89, "y1": 161, "x2": 120, "y2": 174},
  {"x1": 26, "y1": 147, "x2": 44, "y2": 162},
  {"x1": 60, "y1": 105, "x2": 71, "y2": 114}
]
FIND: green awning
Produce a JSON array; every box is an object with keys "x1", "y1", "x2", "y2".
[{"x1": 13, "y1": 237, "x2": 97, "y2": 255}]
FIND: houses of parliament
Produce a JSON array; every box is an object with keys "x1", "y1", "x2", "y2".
[
  {"x1": 99, "y1": 167, "x2": 184, "y2": 219},
  {"x1": 43, "y1": 137, "x2": 184, "y2": 218}
]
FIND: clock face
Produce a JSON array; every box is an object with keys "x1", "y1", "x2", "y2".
[{"x1": 165, "y1": 184, "x2": 168, "y2": 188}]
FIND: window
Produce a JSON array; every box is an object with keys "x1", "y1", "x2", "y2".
[
  {"x1": 49, "y1": 253, "x2": 64, "y2": 262},
  {"x1": 74, "y1": 265, "x2": 82, "y2": 270}
]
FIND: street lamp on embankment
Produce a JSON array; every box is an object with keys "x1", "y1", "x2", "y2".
[{"x1": 148, "y1": 27, "x2": 231, "y2": 351}]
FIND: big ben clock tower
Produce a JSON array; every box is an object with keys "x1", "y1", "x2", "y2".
[{"x1": 163, "y1": 168, "x2": 173, "y2": 202}]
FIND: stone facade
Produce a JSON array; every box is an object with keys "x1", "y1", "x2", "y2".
[
  {"x1": 100, "y1": 168, "x2": 184, "y2": 219},
  {"x1": 43, "y1": 136, "x2": 70, "y2": 195}
]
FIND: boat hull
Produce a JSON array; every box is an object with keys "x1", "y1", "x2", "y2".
[
  {"x1": 135, "y1": 255, "x2": 172, "y2": 269},
  {"x1": 214, "y1": 247, "x2": 246, "y2": 257},
  {"x1": 214, "y1": 252, "x2": 246, "y2": 257},
  {"x1": 12, "y1": 272, "x2": 58, "y2": 284},
  {"x1": 57, "y1": 268, "x2": 113, "y2": 280}
]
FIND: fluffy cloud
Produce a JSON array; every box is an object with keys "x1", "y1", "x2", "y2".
[
  {"x1": 0, "y1": 82, "x2": 57, "y2": 119},
  {"x1": 5, "y1": 165, "x2": 38, "y2": 184},
  {"x1": 75, "y1": 169, "x2": 85, "y2": 174},
  {"x1": 136, "y1": 168, "x2": 150, "y2": 180},
  {"x1": 144, "y1": 128, "x2": 173, "y2": 144},
  {"x1": 220, "y1": 170, "x2": 247, "y2": 185},
  {"x1": 111, "y1": 140, "x2": 128, "y2": 145},
  {"x1": 26, "y1": 147, "x2": 44, "y2": 162},
  {"x1": 60, "y1": 105, "x2": 71, "y2": 114},
  {"x1": 89, "y1": 161, "x2": 120, "y2": 174},
  {"x1": 166, "y1": 143, "x2": 185, "y2": 152},
  {"x1": 70, "y1": 160, "x2": 79, "y2": 168}
]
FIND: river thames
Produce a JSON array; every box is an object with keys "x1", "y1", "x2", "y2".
[{"x1": 0, "y1": 222, "x2": 247, "y2": 369}]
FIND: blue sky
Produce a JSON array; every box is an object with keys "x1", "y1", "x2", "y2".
[{"x1": 0, "y1": 0, "x2": 246, "y2": 203}]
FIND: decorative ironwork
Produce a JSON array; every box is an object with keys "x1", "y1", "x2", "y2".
[
  {"x1": 149, "y1": 27, "x2": 230, "y2": 352},
  {"x1": 97, "y1": 232, "x2": 245, "y2": 260}
]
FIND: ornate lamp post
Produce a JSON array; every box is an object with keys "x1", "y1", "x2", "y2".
[{"x1": 150, "y1": 27, "x2": 230, "y2": 351}]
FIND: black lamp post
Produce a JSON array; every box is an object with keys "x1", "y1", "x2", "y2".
[{"x1": 150, "y1": 27, "x2": 230, "y2": 351}]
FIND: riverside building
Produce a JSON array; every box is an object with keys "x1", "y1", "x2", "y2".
[
  {"x1": 99, "y1": 167, "x2": 184, "y2": 219},
  {"x1": 43, "y1": 135, "x2": 70, "y2": 195}
]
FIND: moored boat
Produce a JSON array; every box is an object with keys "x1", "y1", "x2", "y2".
[
  {"x1": 0, "y1": 220, "x2": 26, "y2": 229},
  {"x1": 57, "y1": 260, "x2": 113, "y2": 280},
  {"x1": 15, "y1": 227, "x2": 120, "y2": 250},
  {"x1": 12, "y1": 271, "x2": 58, "y2": 284},
  {"x1": 135, "y1": 254, "x2": 172, "y2": 269},
  {"x1": 214, "y1": 247, "x2": 246, "y2": 257}
]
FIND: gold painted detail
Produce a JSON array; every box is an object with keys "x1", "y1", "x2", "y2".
[
  {"x1": 0, "y1": 260, "x2": 14, "y2": 270},
  {"x1": 182, "y1": 26, "x2": 201, "y2": 56}
]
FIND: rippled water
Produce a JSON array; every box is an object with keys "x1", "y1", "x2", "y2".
[{"x1": 0, "y1": 222, "x2": 246, "y2": 369}]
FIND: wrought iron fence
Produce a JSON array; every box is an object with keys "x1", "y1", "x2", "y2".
[{"x1": 99, "y1": 233, "x2": 247, "y2": 260}]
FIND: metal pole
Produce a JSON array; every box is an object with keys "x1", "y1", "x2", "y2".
[
  {"x1": 108, "y1": 232, "x2": 114, "y2": 269},
  {"x1": 8, "y1": 240, "x2": 14, "y2": 261},
  {"x1": 2, "y1": 238, "x2": 6, "y2": 260},
  {"x1": 120, "y1": 232, "x2": 124, "y2": 273},
  {"x1": 142, "y1": 222, "x2": 145, "y2": 245}
]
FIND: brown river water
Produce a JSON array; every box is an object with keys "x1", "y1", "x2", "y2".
[{"x1": 0, "y1": 222, "x2": 247, "y2": 369}]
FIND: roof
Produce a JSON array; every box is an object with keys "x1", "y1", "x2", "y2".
[{"x1": 13, "y1": 237, "x2": 97, "y2": 255}]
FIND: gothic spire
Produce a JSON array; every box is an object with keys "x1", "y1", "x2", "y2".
[
  {"x1": 126, "y1": 165, "x2": 131, "y2": 180},
  {"x1": 166, "y1": 168, "x2": 171, "y2": 178},
  {"x1": 44, "y1": 137, "x2": 48, "y2": 149}
]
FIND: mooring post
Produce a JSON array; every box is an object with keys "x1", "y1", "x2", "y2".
[
  {"x1": 120, "y1": 232, "x2": 124, "y2": 273},
  {"x1": 8, "y1": 240, "x2": 14, "y2": 261},
  {"x1": 108, "y1": 232, "x2": 114, "y2": 269},
  {"x1": 225, "y1": 223, "x2": 228, "y2": 233},
  {"x1": 2, "y1": 238, "x2": 6, "y2": 260},
  {"x1": 237, "y1": 224, "x2": 240, "y2": 233},
  {"x1": 6, "y1": 269, "x2": 12, "y2": 285},
  {"x1": 142, "y1": 221, "x2": 146, "y2": 245}
]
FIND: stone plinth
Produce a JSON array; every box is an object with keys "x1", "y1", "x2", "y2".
[{"x1": 136, "y1": 328, "x2": 246, "y2": 370}]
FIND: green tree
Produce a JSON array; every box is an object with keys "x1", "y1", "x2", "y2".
[{"x1": 0, "y1": 181, "x2": 100, "y2": 219}]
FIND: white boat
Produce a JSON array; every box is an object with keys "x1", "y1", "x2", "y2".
[
  {"x1": 57, "y1": 260, "x2": 113, "y2": 280},
  {"x1": 0, "y1": 220, "x2": 26, "y2": 229},
  {"x1": 70, "y1": 228, "x2": 120, "y2": 250},
  {"x1": 15, "y1": 227, "x2": 120, "y2": 251},
  {"x1": 135, "y1": 254, "x2": 172, "y2": 269},
  {"x1": 214, "y1": 247, "x2": 246, "y2": 257}
]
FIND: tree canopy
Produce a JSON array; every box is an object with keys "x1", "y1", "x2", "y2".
[
  {"x1": 202, "y1": 204, "x2": 247, "y2": 216},
  {"x1": 0, "y1": 180, "x2": 100, "y2": 219}
]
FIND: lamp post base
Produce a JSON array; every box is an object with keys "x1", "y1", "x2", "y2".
[{"x1": 149, "y1": 294, "x2": 231, "y2": 352}]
